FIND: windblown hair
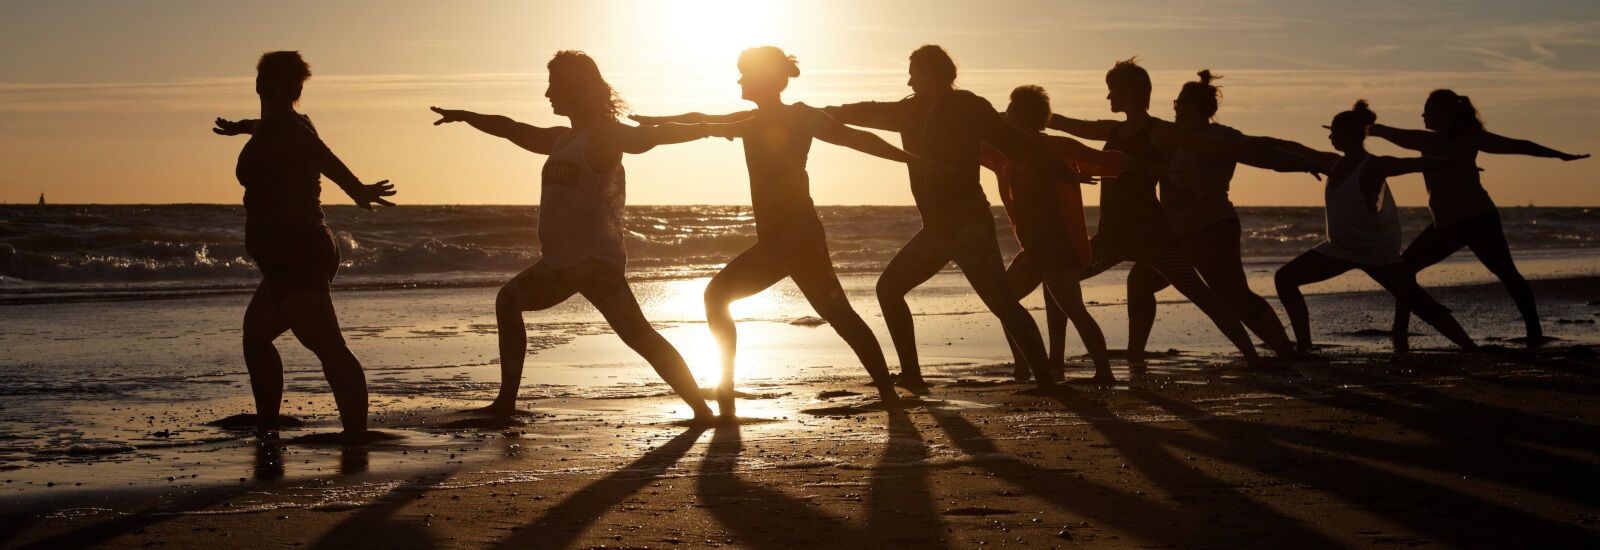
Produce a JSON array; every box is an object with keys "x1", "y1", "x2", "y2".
[
  {"x1": 1177, "y1": 69, "x2": 1222, "y2": 120},
  {"x1": 1331, "y1": 99, "x2": 1377, "y2": 136},
  {"x1": 909, "y1": 44, "x2": 957, "y2": 86},
  {"x1": 256, "y1": 51, "x2": 311, "y2": 104},
  {"x1": 1426, "y1": 89, "x2": 1484, "y2": 134},
  {"x1": 548, "y1": 50, "x2": 627, "y2": 119},
  {"x1": 738, "y1": 46, "x2": 800, "y2": 78},
  {"x1": 1106, "y1": 57, "x2": 1151, "y2": 111},
  {"x1": 1008, "y1": 85, "x2": 1051, "y2": 131}
]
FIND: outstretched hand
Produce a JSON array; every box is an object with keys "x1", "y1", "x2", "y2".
[
  {"x1": 430, "y1": 106, "x2": 469, "y2": 126},
  {"x1": 212, "y1": 117, "x2": 254, "y2": 136},
  {"x1": 1559, "y1": 153, "x2": 1590, "y2": 161},
  {"x1": 350, "y1": 180, "x2": 397, "y2": 210}
]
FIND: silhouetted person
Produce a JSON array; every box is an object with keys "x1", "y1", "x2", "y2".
[
  {"x1": 1274, "y1": 100, "x2": 1477, "y2": 353},
  {"x1": 1048, "y1": 58, "x2": 1290, "y2": 374},
  {"x1": 979, "y1": 85, "x2": 1125, "y2": 382},
  {"x1": 431, "y1": 50, "x2": 718, "y2": 423},
  {"x1": 212, "y1": 51, "x2": 396, "y2": 441},
  {"x1": 1370, "y1": 90, "x2": 1589, "y2": 351},
  {"x1": 1123, "y1": 70, "x2": 1312, "y2": 363},
  {"x1": 631, "y1": 47, "x2": 927, "y2": 415},
  {"x1": 822, "y1": 45, "x2": 1086, "y2": 391}
]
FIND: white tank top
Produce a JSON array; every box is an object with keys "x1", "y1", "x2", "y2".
[
  {"x1": 538, "y1": 125, "x2": 627, "y2": 269},
  {"x1": 1314, "y1": 155, "x2": 1402, "y2": 265}
]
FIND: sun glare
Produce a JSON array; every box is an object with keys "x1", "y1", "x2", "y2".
[{"x1": 644, "y1": 0, "x2": 791, "y2": 73}]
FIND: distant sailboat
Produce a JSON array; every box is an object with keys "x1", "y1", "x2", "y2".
[{"x1": 38, "y1": 193, "x2": 45, "y2": 206}]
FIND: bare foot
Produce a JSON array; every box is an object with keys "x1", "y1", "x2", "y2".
[
  {"x1": 467, "y1": 400, "x2": 518, "y2": 417},
  {"x1": 1010, "y1": 363, "x2": 1031, "y2": 382},
  {"x1": 895, "y1": 376, "x2": 932, "y2": 396}
]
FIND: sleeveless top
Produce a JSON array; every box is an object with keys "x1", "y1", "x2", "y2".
[
  {"x1": 237, "y1": 114, "x2": 328, "y2": 232},
  {"x1": 1315, "y1": 155, "x2": 1402, "y2": 265},
  {"x1": 538, "y1": 125, "x2": 627, "y2": 269},
  {"x1": 1421, "y1": 132, "x2": 1496, "y2": 228},
  {"x1": 744, "y1": 104, "x2": 823, "y2": 240},
  {"x1": 1097, "y1": 118, "x2": 1172, "y2": 251}
]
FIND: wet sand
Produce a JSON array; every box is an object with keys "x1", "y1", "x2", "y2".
[{"x1": 2, "y1": 274, "x2": 1598, "y2": 548}]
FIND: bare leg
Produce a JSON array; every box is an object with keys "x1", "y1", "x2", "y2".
[
  {"x1": 283, "y1": 286, "x2": 368, "y2": 436},
  {"x1": 704, "y1": 244, "x2": 789, "y2": 417},
  {"x1": 875, "y1": 230, "x2": 952, "y2": 391},
  {"x1": 1042, "y1": 269, "x2": 1112, "y2": 382},
  {"x1": 789, "y1": 250, "x2": 900, "y2": 406},
  {"x1": 1363, "y1": 263, "x2": 1476, "y2": 350},
  {"x1": 243, "y1": 280, "x2": 291, "y2": 426},
  {"x1": 586, "y1": 277, "x2": 716, "y2": 423},
  {"x1": 1275, "y1": 250, "x2": 1356, "y2": 354},
  {"x1": 486, "y1": 262, "x2": 578, "y2": 415},
  {"x1": 1002, "y1": 250, "x2": 1044, "y2": 381},
  {"x1": 1141, "y1": 245, "x2": 1260, "y2": 362},
  {"x1": 950, "y1": 227, "x2": 1052, "y2": 387},
  {"x1": 1124, "y1": 261, "x2": 1165, "y2": 369}
]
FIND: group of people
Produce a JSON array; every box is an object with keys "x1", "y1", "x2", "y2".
[{"x1": 216, "y1": 46, "x2": 1587, "y2": 440}]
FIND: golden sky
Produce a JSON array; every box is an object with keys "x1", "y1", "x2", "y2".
[{"x1": 2, "y1": 0, "x2": 1596, "y2": 206}]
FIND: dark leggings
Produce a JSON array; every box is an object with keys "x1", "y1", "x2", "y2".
[
  {"x1": 1126, "y1": 219, "x2": 1296, "y2": 357},
  {"x1": 1080, "y1": 233, "x2": 1259, "y2": 362},
  {"x1": 1392, "y1": 211, "x2": 1539, "y2": 337},
  {"x1": 1276, "y1": 249, "x2": 1449, "y2": 350},
  {"x1": 877, "y1": 223, "x2": 1053, "y2": 382}
]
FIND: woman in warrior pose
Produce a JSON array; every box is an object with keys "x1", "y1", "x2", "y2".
[
  {"x1": 213, "y1": 51, "x2": 397, "y2": 441},
  {"x1": 1275, "y1": 101, "x2": 1477, "y2": 353},
  {"x1": 630, "y1": 46, "x2": 929, "y2": 414},
  {"x1": 1371, "y1": 90, "x2": 1588, "y2": 351},
  {"x1": 823, "y1": 45, "x2": 1090, "y2": 391},
  {"x1": 1047, "y1": 58, "x2": 1297, "y2": 375},
  {"x1": 980, "y1": 85, "x2": 1127, "y2": 382},
  {"x1": 430, "y1": 51, "x2": 723, "y2": 423},
  {"x1": 1123, "y1": 70, "x2": 1315, "y2": 364}
]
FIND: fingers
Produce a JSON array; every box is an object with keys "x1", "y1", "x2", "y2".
[{"x1": 375, "y1": 198, "x2": 396, "y2": 207}]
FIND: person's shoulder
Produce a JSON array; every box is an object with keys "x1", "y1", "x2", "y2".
[{"x1": 1204, "y1": 123, "x2": 1243, "y2": 138}]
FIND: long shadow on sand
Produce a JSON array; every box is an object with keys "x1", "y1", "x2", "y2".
[{"x1": 490, "y1": 427, "x2": 706, "y2": 549}]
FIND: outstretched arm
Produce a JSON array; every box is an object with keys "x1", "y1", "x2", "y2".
[
  {"x1": 821, "y1": 101, "x2": 912, "y2": 133},
  {"x1": 1046, "y1": 114, "x2": 1119, "y2": 141},
  {"x1": 430, "y1": 106, "x2": 566, "y2": 155},
  {"x1": 1153, "y1": 120, "x2": 1277, "y2": 158},
  {"x1": 629, "y1": 110, "x2": 754, "y2": 126},
  {"x1": 611, "y1": 121, "x2": 724, "y2": 154},
  {"x1": 812, "y1": 108, "x2": 923, "y2": 166},
  {"x1": 1476, "y1": 131, "x2": 1589, "y2": 161},
  {"x1": 300, "y1": 128, "x2": 396, "y2": 210},
  {"x1": 982, "y1": 103, "x2": 1081, "y2": 181},
  {"x1": 1367, "y1": 124, "x2": 1433, "y2": 151},
  {"x1": 1377, "y1": 155, "x2": 1477, "y2": 178}
]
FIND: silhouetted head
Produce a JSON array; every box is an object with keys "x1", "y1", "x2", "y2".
[
  {"x1": 907, "y1": 45, "x2": 957, "y2": 96},
  {"x1": 256, "y1": 51, "x2": 310, "y2": 106},
  {"x1": 1005, "y1": 85, "x2": 1051, "y2": 132},
  {"x1": 1422, "y1": 89, "x2": 1483, "y2": 135},
  {"x1": 1328, "y1": 100, "x2": 1376, "y2": 153},
  {"x1": 737, "y1": 46, "x2": 799, "y2": 102},
  {"x1": 1174, "y1": 69, "x2": 1221, "y2": 126},
  {"x1": 1105, "y1": 57, "x2": 1151, "y2": 114},
  {"x1": 545, "y1": 50, "x2": 626, "y2": 120}
]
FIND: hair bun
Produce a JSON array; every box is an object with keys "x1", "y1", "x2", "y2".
[
  {"x1": 1351, "y1": 99, "x2": 1376, "y2": 125},
  {"x1": 786, "y1": 55, "x2": 801, "y2": 78},
  {"x1": 1197, "y1": 69, "x2": 1213, "y2": 85}
]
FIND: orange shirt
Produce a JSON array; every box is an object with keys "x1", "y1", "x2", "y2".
[{"x1": 981, "y1": 135, "x2": 1123, "y2": 267}]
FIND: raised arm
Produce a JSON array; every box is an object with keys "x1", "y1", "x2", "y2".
[
  {"x1": 820, "y1": 101, "x2": 912, "y2": 133},
  {"x1": 629, "y1": 110, "x2": 754, "y2": 126},
  {"x1": 1367, "y1": 123, "x2": 1433, "y2": 151},
  {"x1": 1475, "y1": 131, "x2": 1590, "y2": 161},
  {"x1": 1046, "y1": 114, "x2": 1119, "y2": 141},
  {"x1": 430, "y1": 106, "x2": 566, "y2": 155}
]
